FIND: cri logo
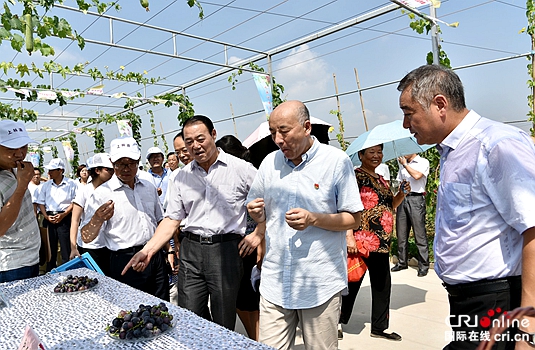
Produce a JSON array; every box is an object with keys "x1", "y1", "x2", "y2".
[
  {"x1": 479, "y1": 308, "x2": 507, "y2": 328},
  {"x1": 446, "y1": 308, "x2": 509, "y2": 328}
]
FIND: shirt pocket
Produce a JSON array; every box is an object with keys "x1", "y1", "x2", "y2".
[
  {"x1": 442, "y1": 182, "x2": 472, "y2": 229},
  {"x1": 217, "y1": 185, "x2": 237, "y2": 204}
]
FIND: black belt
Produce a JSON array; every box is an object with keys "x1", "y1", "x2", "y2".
[
  {"x1": 113, "y1": 245, "x2": 144, "y2": 255},
  {"x1": 46, "y1": 211, "x2": 65, "y2": 215},
  {"x1": 443, "y1": 276, "x2": 521, "y2": 298},
  {"x1": 406, "y1": 192, "x2": 425, "y2": 197},
  {"x1": 183, "y1": 231, "x2": 242, "y2": 244}
]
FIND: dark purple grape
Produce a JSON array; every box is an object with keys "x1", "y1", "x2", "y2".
[
  {"x1": 145, "y1": 322, "x2": 153, "y2": 330},
  {"x1": 160, "y1": 306, "x2": 168, "y2": 312},
  {"x1": 112, "y1": 318, "x2": 123, "y2": 328},
  {"x1": 125, "y1": 330, "x2": 134, "y2": 339},
  {"x1": 141, "y1": 310, "x2": 150, "y2": 318},
  {"x1": 163, "y1": 316, "x2": 170, "y2": 325},
  {"x1": 131, "y1": 317, "x2": 140, "y2": 324},
  {"x1": 123, "y1": 313, "x2": 132, "y2": 322},
  {"x1": 119, "y1": 331, "x2": 126, "y2": 339},
  {"x1": 133, "y1": 328, "x2": 142, "y2": 338},
  {"x1": 142, "y1": 329, "x2": 152, "y2": 338},
  {"x1": 160, "y1": 323, "x2": 169, "y2": 332}
]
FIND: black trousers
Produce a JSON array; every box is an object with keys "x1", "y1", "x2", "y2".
[
  {"x1": 339, "y1": 252, "x2": 391, "y2": 333},
  {"x1": 444, "y1": 277, "x2": 521, "y2": 350},
  {"x1": 78, "y1": 245, "x2": 111, "y2": 276},
  {"x1": 177, "y1": 236, "x2": 243, "y2": 330},
  {"x1": 109, "y1": 247, "x2": 169, "y2": 301},
  {"x1": 396, "y1": 195, "x2": 429, "y2": 271},
  {"x1": 45, "y1": 214, "x2": 72, "y2": 272}
]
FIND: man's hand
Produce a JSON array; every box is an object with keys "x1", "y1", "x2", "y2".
[
  {"x1": 156, "y1": 187, "x2": 162, "y2": 196},
  {"x1": 94, "y1": 200, "x2": 114, "y2": 222},
  {"x1": 285, "y1": 208, "x2": 314, "y2": 231},
  {"x1": 122, "y1": 250, "x2": 151, "y2": 275},
  {"x1": 346, "y1": 230, "x2": 358, "y2": 255},
  {"x1": 55, "y1": 211, "x2": 68, "y2": 224},
  {"x1": 69, "y1": 248, "x2": 81, "y2": 260},
  {"x1": 238, "y1": 232, "x2": 262, "y2": 257},
  {"x1": 247, "y1": 198, "x2": 266, "y2": 223},
  {"x1": 16, "y1": 161, "x2": 34, "y2": 187}
]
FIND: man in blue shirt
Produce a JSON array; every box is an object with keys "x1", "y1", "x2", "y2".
[
  {"x1": 247, "y1": 100, "x2": 363, "y2": 350},
  {"x1": 398, "y1": 64, "x2": 535, "y2": 350},
  {"x1": 146, "y1": 147, "x2": 169, "y2": 206}
]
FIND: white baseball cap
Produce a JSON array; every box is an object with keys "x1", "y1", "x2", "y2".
[
  {"x1": 146, "y1": 146, "x2": 164, "y2": 160},
  {"x1": 109, "y1": 137, "x2": 141, "y2": 162},
  {"x1": 0, "y1": 120, "x2": 36, "y2": 148},
  {"x1": 45, "y1": 158, "x2": 65, "y2": 170},
  {"x1": 89, "y1": 153, "x2": 113, "y2": 169}
]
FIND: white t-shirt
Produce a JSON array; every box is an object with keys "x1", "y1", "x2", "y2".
[{"x1": 375, "y1": 163, "x2": 390, "y2": 181}]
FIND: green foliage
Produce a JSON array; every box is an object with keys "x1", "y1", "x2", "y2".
[
  {"x1": 148, "y1": 109, "x2": 158, "y2": 147},
  {"x1": 68, "y1": 132, "x2": 80, "y2": 173},
  {"x1": 154, "y1": 92, "x2": 195, "y2": 126},
  {"x1": 51, "y1": 144, "x2": 58, "y2": 158},
  {"x1": 403, "y1": 10, "x2": 451, "y2": 68},
  {"x1": 329, "y1": 109, "x2": 349, "y2": 151},
  {"x1": 228, "y1": 62, "x2": 286, "y2": 109}
]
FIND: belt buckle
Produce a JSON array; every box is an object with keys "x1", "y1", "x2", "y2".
[{"x1": 200, "y1": 236, "x2": 213, "y2": 244}]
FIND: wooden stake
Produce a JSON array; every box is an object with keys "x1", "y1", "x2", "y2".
[{"x1": 354, "y1": 68, "x2": 369, "y2": 131}]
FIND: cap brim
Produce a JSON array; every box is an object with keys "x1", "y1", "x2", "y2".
[
  {"x1": 111, "y1": 152, "x2": 141, "y2": 163},
  {"x1": 0, "y1": 136, "x2": 37, "y2": 149}
]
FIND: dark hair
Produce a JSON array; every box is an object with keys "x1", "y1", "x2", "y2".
[
  {"x1": 357, "y1": 143, "x2": 384, "y2": 160},
  {"x1": 76, "y1": 164, "x2": 87, "y2": 177},
  {"x1": 183, "y1": 115, "x2": 214, "y2": 134},
  {"x1": 167, "y1": 152, "x2": 176, "y2": 159},
  {"x1": 216, "y1": 135, "x2": 251, "y2": 163},
  {"x1": 88, "y1": 167, "x2": 98, "y2": 178},
  {"x1": 397, "y1": 65, "x2": 466, "y2": 112},
  {"x1": 173, "y1": 130, "x2": 184, "y2": 141}
]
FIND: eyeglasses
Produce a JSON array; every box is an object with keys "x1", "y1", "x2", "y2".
[{"x1": 113, "y1": 162, "x2": 138, "y2": 171}]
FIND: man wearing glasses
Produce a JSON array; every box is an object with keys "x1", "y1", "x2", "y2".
[{"x1": 81, "y1": 137, "x2": 168, "y2": 300}]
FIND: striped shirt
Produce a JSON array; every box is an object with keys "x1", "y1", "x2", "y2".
[{"x1": 0, "y1": 169, "x2": 40, "y2": 271}]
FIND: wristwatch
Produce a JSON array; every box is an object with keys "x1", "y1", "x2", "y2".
[{"x1": 517, "y1": 328, "x2": 535, "y2": 346}]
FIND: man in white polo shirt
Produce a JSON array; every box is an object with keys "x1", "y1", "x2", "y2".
[
  {"x1": 0, "y1": 120, "x2": 41, "y2": 283},
  {"x1": 81, "y1": 137, "x2": 168, "y2": 300},
  {"x1": 37, "y1": 158, "x2": 77, "y2": 272}
]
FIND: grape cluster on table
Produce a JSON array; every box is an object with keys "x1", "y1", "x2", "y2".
[
  {"x1": 53, "y1": 275, "x2": 98, "y2": 293},
  {"x1": 107, "y1": 303, "x2": 174, "y2": 340}
]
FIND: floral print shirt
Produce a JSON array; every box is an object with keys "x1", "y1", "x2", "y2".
[{"x1": 354, "y1": 168, "x2": 394, "y2": 254}]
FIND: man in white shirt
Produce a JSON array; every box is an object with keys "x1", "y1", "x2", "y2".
[
  {"x1": 247, "y1": 101, "x2": 363, "y2": 350},
  {"x1": 391, "y1": 153, "x2": 430, "y2": 277},
  {"x1": 123, "y1": 116, "x2": 258, "y2": 331},
  {"x1": 81, "y1": 137, "x2": 168, "y2": 300},
  {"x1": 0, "y1": 120, "x2": 41, "y2": 283},
  {"x1": 37, "y1": 158, "x2": 77, "y2": 272},
  {"x1": 398, "y1": 64, "x2": 535, "y2": 350}
]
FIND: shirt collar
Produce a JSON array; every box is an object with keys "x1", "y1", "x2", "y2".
[
  {"x1": 439, "y1": 110, "x2": 480, "y2": 153},
  {"x1": 191, "y1": 148, "x2": 228, "y2": 172},
  {"x1": 285, "y1": 136, "x2": 319, "y2": 168},
  {"x1": 52, "y1": 176, "x2": 68, "y2": 187},
  {"x1": 108, "y1": 173, "x2": 141, "y2": 190},
  {"x1": 148, "y1": 168, "x2": 168, "y2": 177}
]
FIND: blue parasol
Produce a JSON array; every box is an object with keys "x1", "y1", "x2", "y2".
[{"x1": 346, "y1": 120, "x2": 434, "y2": 166}]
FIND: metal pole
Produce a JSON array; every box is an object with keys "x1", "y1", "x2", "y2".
[{"x1": 430, "y1": 5, "x2": 440, "y2": 65}]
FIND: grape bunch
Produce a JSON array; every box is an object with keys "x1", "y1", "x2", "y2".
[
  {"x1": 107, "y1": 303, "x2": 174, "y2": 340},
  {"x1": 53, "y1": 275, "x2": 98, "y2": 293}
]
